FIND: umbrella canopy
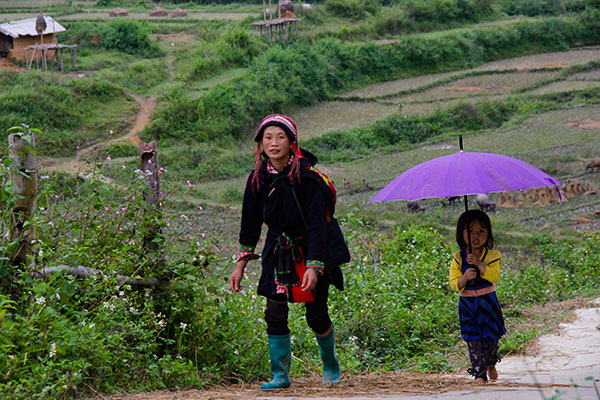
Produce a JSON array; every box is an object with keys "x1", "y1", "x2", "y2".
[{"x1": 369, "y1": 151, "x2": 562, "y2": 203}]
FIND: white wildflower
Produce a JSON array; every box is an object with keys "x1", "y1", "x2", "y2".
[
  {"x1": 179, "y1": 322, "x2": 188, "y2": 329},
  {"x1": 49, "y1": 343, "x2": 57, "y2": 358},
  {"x1": 35, "y1": 296, "x2": 46, "y2": 305}
]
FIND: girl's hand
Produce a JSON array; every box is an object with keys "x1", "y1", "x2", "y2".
[
  {"x1": 301, "y1": 268, "x2": 318, "y2": 292},
  {"x1": 457, "y1": 267, "x2": 477, "y2": 290},
  {"x1": 229, "y1": 260, "x2": 247, "y2": 293},
  {"x1": 465, "y1": 254, "x2": 485, "y2": 271},
  {"x1": 463, "y1": 267, "x2": 478, "y2": 281}
]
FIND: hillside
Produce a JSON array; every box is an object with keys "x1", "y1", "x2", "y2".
[{"x1": 0, "y1": 0, "x2": 599, "y2": 398}]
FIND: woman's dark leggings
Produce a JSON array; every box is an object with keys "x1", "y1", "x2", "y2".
[
  {"x1": 265, "y1": 275, "x2": 332, "y2": 336},
  {"x1": 467, "y1": 340, "x2": 500, "y2": 380}
]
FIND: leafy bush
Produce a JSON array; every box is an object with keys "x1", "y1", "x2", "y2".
[
  {"x1": 68, "y1": 76, "x2": 122, "y2": 99},
  {"x1": 325, "y1": 0, "x2": 382, "y2": 19},
  {"x1": 579, "y1": 5, "x2": 600, "y2": 36},
  {"x1": 60, "y1": 19, "x2": 163, "y2": 58},
  {"x1": 181, "y1": 25, "x2": 264, "y2": 82},
  {"x1": 501, "y1": 0, "x2": 566, "y2": 16},
  {"x1": 104, "y1": 141, "x2": 138, "y2": 158},
  {"x1": 302, "y1": 100, "x2": 518, "y2": 162},
  {"x1": 404, "y1": 0, "x2": 458, "y2": 23},
  {"x1": 373, "y1": 7, "x2": 411, "y2": 36}
]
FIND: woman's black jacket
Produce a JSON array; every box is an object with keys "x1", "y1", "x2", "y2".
[{"x1": 238, "y1": 156, "x2": 334, "y2": 297}]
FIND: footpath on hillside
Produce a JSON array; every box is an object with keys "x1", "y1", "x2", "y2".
[{"x1": 93, "y1": 297, "x2": 600, "y2": 400}]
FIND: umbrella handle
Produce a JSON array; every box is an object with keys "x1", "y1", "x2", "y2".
[{"x1": 463, "y1": 195, "x2": 472, "y2": 254}]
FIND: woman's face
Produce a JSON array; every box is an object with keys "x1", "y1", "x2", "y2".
[
  {"x1": 262, "y1": 125, "x2": 291, "y2": 164},
  {"x1": 463, "y1": 219, "x2": 488, "y2": 252}
]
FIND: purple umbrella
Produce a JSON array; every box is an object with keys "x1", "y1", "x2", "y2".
[
  {"x1": 369, "y1": 135, "x2": 562, "y2": 252},
  {"x1": 369, "y1": 139, "x2": 561, "y2": 205}
]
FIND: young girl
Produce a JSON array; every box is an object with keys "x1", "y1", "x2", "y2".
[{"x1": 449, "y1": 209, "x2": 506, "y2": 383}]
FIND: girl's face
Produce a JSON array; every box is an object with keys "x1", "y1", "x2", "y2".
[
  {"x1": 463, "y1": 219, "x2": 488, "y2": 252},
  {"x1": 262, "y1": 125, "x2": 291, "y2": 164}
]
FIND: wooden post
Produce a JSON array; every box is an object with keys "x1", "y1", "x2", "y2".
[
  {"x1": 71, "y1": 47, "x2": 77, "y2": 69},
  {"x1": 42, "y1": 48, "x2": 47, "y2": 71},
  {"x1": 138, "y1": 141, "x2": 171, "y2": 356},
  {"x1": 138, "y1": 141, "x2": 161, "y2": 252},
  {"x1": 8, "y1": 132, "x2": 38, "y2": 266}
]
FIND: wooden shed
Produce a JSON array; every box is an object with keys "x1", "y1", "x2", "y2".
[{"x1": 0, "y1": 16, "x2": 66, "y2": 63}]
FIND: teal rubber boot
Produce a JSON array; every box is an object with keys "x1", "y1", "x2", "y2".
[
  {"x1": 316, "y1": 325, "x2": 341, "y2": 383},
  {"x1": 261, "y1": 334, "x2": 291, "y2": 390}
]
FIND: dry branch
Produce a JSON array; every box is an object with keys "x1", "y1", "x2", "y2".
[{"x1": 32, "y1": 265, "x2": 163, "y2": 288}]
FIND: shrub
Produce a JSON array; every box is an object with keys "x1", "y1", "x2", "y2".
[
  {"x1": 404, "y1": 0, "x2": 458, "y2": 23},
  {"x1": 500, "y1": 0, "x2": 566, "y2": 16},
  {"x1": 325, "y1": 0, "x2": 382, "y2": 19},
  {"x1": 104, "y1": 141, "x2": 138, "y2": 158},
  {"x1": 68, "y1": 77, "x2": 122, "y2": 99},
  {"x1": 60, "y1": 20, "x2": 163, "y2": 58},
  {"x1": 373, "y1": 7, "x2": 411, "y2": 36},
  {"x1": 181, "y1": 25, "x2": 264, "y2": 82}
]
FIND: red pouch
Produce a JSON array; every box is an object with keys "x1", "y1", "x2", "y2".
[{"x1": 288, "y1": 248, "x2": 315, "y2": 303}]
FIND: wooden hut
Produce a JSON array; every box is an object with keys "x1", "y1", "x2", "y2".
[{"x1": 0, "y1": 16, "x2": 66, "y2": 62}]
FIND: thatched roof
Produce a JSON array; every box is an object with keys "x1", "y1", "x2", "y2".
[
  {"x1": 149, "y1": 6, "x2": 168, "y2": 17},
  {"x1": 109, "y1": 8, "x2": 129, "y2": 17},
  {"x1": 0, "y1": 16, "x2": 66, "y2": 38},
  {"x1": 170, "y1": 8, "x2": 188, "y2": 17}
]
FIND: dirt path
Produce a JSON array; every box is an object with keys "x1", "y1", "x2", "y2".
[{"x1": 44, "y1": 93, "x2": 155, "y2": 175}]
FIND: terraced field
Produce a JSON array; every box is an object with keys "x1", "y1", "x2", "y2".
[{"x1": 295, "y1": 48, "x2": 600, "y2": 140}]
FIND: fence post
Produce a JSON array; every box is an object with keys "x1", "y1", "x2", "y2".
[
  {"x1": 8, "y1": 132, "x2": 38, "y2": 266},
  {"x1": 138, "y1": 141, "x2": 172, "y2": 354},
  {"x1": 138, "y1": 141, "x2": 162, "y2": 253}
]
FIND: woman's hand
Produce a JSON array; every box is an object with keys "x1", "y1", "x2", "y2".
[
  {"x1": 229, "y1": 260, "x2": 247, "y2": 293},
  {"x1": 301, "y1": 268, "x2": 319, "y2": 292}
]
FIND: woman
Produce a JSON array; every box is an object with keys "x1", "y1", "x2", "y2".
[{"x1": 229, "y1": 114, "x2": 340, "y2": 389}]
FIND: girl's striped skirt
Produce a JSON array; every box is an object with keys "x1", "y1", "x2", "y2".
[{"x1": 459, "y1": 292, "x2": 506, "y2": 342}]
